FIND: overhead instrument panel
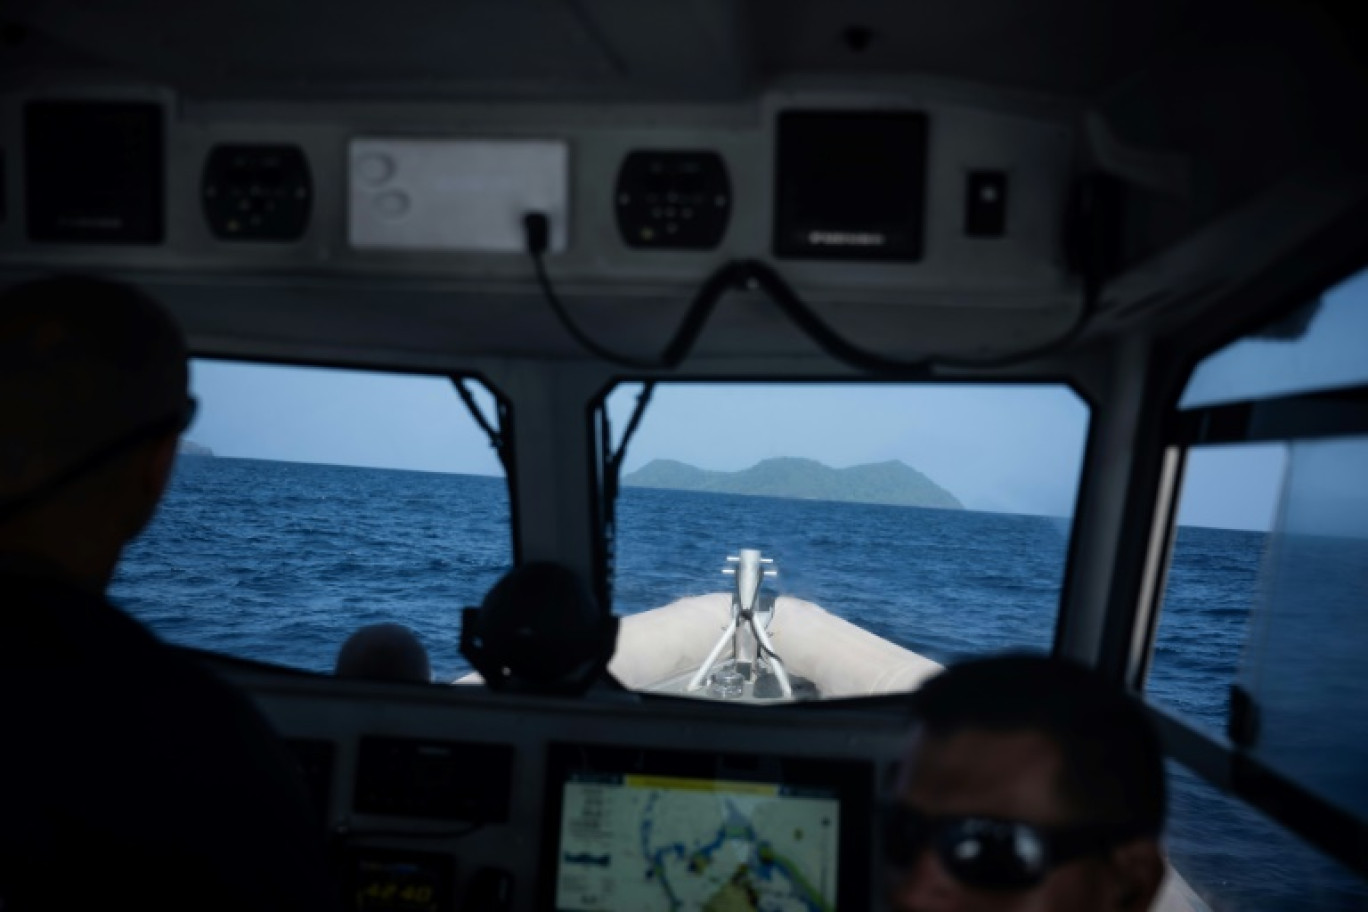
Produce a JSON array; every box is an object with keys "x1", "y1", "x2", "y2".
[
  {"x1": 202, "y1": 144, "x2": 312, "y2": 241},
  {"x1": 614, "y1": 151, "x2": 731, "y2": 249},
  {"x1": 25, "y1": 101, "x2": 164, "y2": 244},
  {"x1": 348, "y1": 138, "x2": 569, "y2": 253},
  {"x1": 773, "y1": 110, "x2": 928, "y2": 262}
]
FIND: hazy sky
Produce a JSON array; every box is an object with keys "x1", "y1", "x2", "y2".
[
  {"x1": 187, "y1": 360, "x2": 504, "y2": 474},
  {"x1": 180, "y1": 261, "x2": 1368, "y2": 534},
  {"x1": 186, "y1": 364, "x2": 1296, "y2": 531},
  {"x1": 1182, "y1": 268, "x2": 1368, "y2": 409}
]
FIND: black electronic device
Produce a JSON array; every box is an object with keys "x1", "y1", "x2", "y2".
[
  {"x1": 615, "y1": 151, "x2": 730, "y2": 249},
  {"x1": 965, "y1": 170, "x2": 1008, "y2": 237},
  {"x1": 345, "y1": 847, "x2": 455, "y2": 912},
  {"x1": 461, "y1": 562, "x2": 618, "y2": 697},
  {"x1": 354, "y1": 737, "x2": 513, "y2": 822},
  {"x1": 202, "y1": 144, "x2": 312, "y2": 241},
  {"x1": 773, "y1": 110, "x2": 927, "y2": 262},
  {"x1": 25, "y1": 101, "x2": 164, "y2": 243},
  {"x1": 541, "y1": 743, "x2": 872, "y2": 911}
]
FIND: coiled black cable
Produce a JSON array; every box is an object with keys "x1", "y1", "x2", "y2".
[{"x1": 524, "y1": 213, "x2": 1098, "y2": 376}]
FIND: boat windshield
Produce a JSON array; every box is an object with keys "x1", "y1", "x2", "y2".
[
  {"x1": 603, "y1": 382, "x2": 1089, "y2": 702},
  {"x1": 113, "y1": 371, "x2": 1093, "y2": 698},
  {"x1": 110, "y1": 358, "x2": 513, "y2": 683}
]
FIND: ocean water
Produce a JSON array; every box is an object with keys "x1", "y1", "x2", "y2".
[{"x1": 111, "y1": 457, "x2": 1367, "y2": 910}]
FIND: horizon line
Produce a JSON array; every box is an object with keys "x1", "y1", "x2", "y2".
[{"x1": 181, "y1": 453, "x2": 1275, "y2": 534}]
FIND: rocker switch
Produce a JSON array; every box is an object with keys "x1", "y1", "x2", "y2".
[{"x1": 965, "y1": 170, "x2": 1008, "y2": 237}]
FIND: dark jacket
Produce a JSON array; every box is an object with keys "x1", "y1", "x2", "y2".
[{"x1": 0, "y1": 569, "x2": 339, "y2": 911}]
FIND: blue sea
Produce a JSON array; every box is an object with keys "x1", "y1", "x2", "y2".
[{"x1": 112, "y1": 457, "x2": 1368, "y2": 911}]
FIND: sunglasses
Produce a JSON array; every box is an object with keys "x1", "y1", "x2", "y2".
[{"x1": 881, "y1": 802, "x2": 1149, "y2": 891}]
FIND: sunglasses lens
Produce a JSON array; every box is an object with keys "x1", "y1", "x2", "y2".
[{"x1": 938, "y1": 819, "x2": 1048, "y2": 890}]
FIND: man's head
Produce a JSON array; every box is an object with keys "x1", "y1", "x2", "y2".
[
  {"x1": 0, "y1": 276, "x2": 191, "y2": 587},
  {"x1": 888, "y1": 654, "x2": 1166, "y2": 912},
  {"x1": 336, "y1": 623, "x2": 432, "y2": 684}
]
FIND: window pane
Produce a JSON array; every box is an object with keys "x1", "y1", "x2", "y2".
[
  {"x1": 1150, "y1": 441, "x2": 1368, "y2": 907},
  {"x1": 1237, "y1": 437, "x2": 1368, "y2": 821},
  {"x1": 1181, "y1": 266, "x2": 1368, "y2": 409},
  {"x1": 110, "y1": 360, "x2": 512, "y2": 682},
  {"x1": 606, "y1": 383, "x2": 1088, "y2": 701},
  {"x1": 1149, "y1": 445, "x2": 1287, "y2": 729},
  {"x1": 1166, "y1": 763, "x2": 1368, "y2": 910}
]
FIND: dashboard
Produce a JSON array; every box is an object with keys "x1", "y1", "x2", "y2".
[{"x1": 219, "y1": 661, "x2": 914, "y2": 912}]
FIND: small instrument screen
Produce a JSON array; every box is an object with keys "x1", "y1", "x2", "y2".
[
  {"x1": 346, "y1": 847, "x2": 454, "y2": 912},
  {"x1": 773, "y1": 110, "x2": 928, "y2": 262}
]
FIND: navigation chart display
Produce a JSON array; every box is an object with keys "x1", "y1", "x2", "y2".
[{"x1": 544, "y1": 745, "x2": 869, "y2": 912}]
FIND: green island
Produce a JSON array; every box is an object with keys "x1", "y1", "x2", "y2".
[{"x1": 622, "y1": 457, "x2": 963, "y2": 510}]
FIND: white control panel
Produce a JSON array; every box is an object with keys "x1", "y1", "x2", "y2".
[{"x1": 348, "y1": 138, "x2": 570, "y2": 253}]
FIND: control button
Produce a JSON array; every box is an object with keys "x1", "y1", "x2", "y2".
[
  {"x1": 375, "y1": 190, "x2": 411, "y2": 219},
  {"x1": 355, "y1": 153, "x2": 395, "y2": 187},
  {"x1": 965, "y1": 170, "x2": 1008, "y2": 237}
]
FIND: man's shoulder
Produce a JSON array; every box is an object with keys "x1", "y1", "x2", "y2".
[
  {"x1": 0, "y1": 576, "x2": 339, "y2": 910},
  {"x1": 0, "y1": 573, "x2": 292, "y2": 783},
  {"x1": 0, "y1": 572, "x2": 159, "y2": 657}
]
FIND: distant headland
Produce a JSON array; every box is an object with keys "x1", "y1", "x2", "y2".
[
  {"x1": 622, "y1": 457, "x2": 963, "y2": 510},
  {"x1": 178, "y1": 440, "x2": 215, "y2": 457}
]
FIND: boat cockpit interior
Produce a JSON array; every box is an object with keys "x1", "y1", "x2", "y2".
[{"x1": 2, "y1": 0, "x2": 1367, "y2": 908}]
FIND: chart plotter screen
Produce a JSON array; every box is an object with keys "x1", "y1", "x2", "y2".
[{"x1": 544, "y1": 745, "x2": 870, "y2": 912}]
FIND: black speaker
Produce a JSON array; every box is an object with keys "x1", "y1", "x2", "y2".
[
  {"x1": 25, "y1": 101, "x2": 164, "y2": 244},
  {"x1": 774, "y1": 110, "x2": 928, "y2": 262}
]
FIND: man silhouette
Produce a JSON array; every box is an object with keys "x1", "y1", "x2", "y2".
[{"x1": 0, "y1": 276, "x2": 337, "y2": 911}]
